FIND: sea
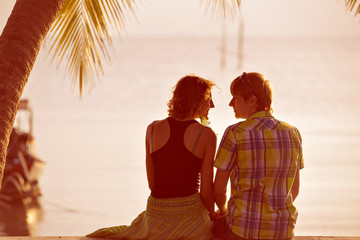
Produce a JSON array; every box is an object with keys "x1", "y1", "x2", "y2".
[{"x1": 1, "y1": 35, "x2": 360, "y2": 236}]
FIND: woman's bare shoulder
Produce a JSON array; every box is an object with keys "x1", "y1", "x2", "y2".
[
  {"x1": 202, "y1": 125, "x2": 217, "y2": 141},
  {"x1": 146, "y1": 118, "x2": 168, "y2": 133},
  {"x1": 190, "y1": 123, "x2": 217, "y2": 140}
]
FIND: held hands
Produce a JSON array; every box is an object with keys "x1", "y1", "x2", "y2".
[{"x1": 209, "y1": 209, "x2": 228, "y2": 221}]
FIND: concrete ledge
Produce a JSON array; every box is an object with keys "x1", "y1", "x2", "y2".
[
  {"x1": 294, "y1": 238, "x2": 360, "y2": 240},
  {"x1": 1, "y1": 237, "x2": 360, "y2": 240}
]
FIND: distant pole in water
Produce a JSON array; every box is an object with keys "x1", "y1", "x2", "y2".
[
  {"x1": 237, "y1": 14, "x2": 244, "y2": 69},
  {"x1": 220, "y1": 19, "x2": 227, "y2": 68}
]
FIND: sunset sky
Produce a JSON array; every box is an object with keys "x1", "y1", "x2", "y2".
[{"x1": 1, "y1": 0, "x2": 360, "y2": 38}]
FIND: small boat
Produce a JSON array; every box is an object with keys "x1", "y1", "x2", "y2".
[{"x1": 0, "y1": 99, "x2": 45, "y2": 204}]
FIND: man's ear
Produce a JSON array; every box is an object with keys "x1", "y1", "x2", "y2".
[{"x1": 249, "y1": 95, "x2": 258, "y2": 106}]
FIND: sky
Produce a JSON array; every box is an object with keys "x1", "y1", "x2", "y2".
[{"x1": 1, "y1": 0, "x2": 360, "y2": 38}]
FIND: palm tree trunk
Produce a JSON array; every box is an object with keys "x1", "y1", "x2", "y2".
[{"x1": 0, "y1": 0, "x2": 65, "y2": 186}]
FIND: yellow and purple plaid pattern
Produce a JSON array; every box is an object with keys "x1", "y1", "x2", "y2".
[
  {"x1": 214, "y1": 111, "x2": 304, "y2": 240},
  {"x1": 86, "y1": 192, "x2": 212, "y2": 240}
]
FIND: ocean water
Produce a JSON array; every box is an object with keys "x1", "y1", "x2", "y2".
[{"x1": 4, "y1": 35, "x2": 360, "y2": 236}]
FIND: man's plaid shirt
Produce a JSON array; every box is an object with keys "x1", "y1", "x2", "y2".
[{"x1": 215, "y1": 111, "x2": 304, "y2": 240}]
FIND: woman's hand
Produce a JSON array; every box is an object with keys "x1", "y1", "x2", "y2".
[{"x1": 209, "y1": 209, "x2": 228, "y2": 221}]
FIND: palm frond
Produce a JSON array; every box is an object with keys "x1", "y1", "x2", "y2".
[
  {"x1": 199, "y1": 0, "x2": 241, "y2": 21},
  {"x1": 47, "y1": 0, "x2": 136, "y2": 95},
  {"x1": 346, "y1": 0, "x2": 360, "y2": 17}
]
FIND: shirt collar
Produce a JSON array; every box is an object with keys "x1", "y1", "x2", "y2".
[{"x1": 248, "y1": 110, "x2": 274, "y2": 120}]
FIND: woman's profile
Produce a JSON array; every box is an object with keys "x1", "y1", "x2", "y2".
[{"x1": 86, "y1": 74, "x2": 217, "y2": 240}]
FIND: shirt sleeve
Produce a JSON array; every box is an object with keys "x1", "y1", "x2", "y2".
[
  {"x1": 214, "y1": 126, "x2": 237, "y2": 171},
  {"x1": 294, "y1": 128, "x2": 304, "y2": 170}
]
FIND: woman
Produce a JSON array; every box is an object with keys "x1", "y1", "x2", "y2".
[
  {"x1": 213, "y1": 72, "x2": 304, "y2": 240},
  {"x1": 87, "y1": 75, "x2": 217, "y2": 240}
]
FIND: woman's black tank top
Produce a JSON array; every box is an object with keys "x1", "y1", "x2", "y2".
[{"x1": 150, "y1": 117, "x2": 203, "y2": 198}]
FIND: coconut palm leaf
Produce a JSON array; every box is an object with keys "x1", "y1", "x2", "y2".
[
  {"x1": 346, "y1": 0, "x2": 360, "y2": 16},
  {"x1": 47, "y1": 0, "x2": 136, "y2": 95},
  {"x1": 200, "y1": 0, "x2": 241, "y2": 21}
]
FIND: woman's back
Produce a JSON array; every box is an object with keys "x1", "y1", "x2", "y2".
[{"x1": 149, "y1": 117, "x2": 206, "y2": 198}]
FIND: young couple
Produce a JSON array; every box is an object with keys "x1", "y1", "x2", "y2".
[{"x1": 86, "y1": 72, "x2": 304, "y2": 240}]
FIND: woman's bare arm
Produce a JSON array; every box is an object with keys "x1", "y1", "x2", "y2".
[
  {"x1": 213, "y1": 168, "x2": 231, "y2": 215},
  {"x1": 145, "y1": 123, "x2": 154, "y2": 191},
  {"x1": 199, "y1": 128, "x2": 217, "y2": 217}
]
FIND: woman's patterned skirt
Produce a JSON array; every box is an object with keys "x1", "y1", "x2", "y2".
[{"x1": 86, "y1": 192, "x2": 212, "y2": 240}]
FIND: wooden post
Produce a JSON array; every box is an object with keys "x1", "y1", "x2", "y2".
[
  {"x1": 237, "y1": 14, "x2": 244, "y2": 69},
  {"x1": 220, "y1": 19, "x2": 227, "y2": 68}
]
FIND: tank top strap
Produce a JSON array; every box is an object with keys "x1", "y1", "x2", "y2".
[
  {"x1": 150, "y1": 121, "x2": 157, "y2": 152},
  {"x1": 191, "y1": 126, "x2": 205, "y2": 153},
  {"x1": 167, "y1": 117, "x2": 204, "y2": 153}
]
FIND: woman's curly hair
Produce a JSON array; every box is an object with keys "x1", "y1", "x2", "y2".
[{"x1": 168, "y1": 75, "x2": 215, "y2": 119}]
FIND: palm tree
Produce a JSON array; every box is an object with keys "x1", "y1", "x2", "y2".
[
  {"x1": 200, "y1": 0, "x2": 241, "y2": 21},
  {"x1": 48, "y1": 0, "x2": 239, "y2": 95},
  {"x1": 46, "y1": 0, "x2": 136, "y2": 95},
  {"x1": 0, "y1": 0, "x2": 134, "y2": 185},
  {"x1": 0, "y1": 0, "x2": 240, "y2": 186},
  {"x1": 346, "y1": 0, "x2": 360, "y2": 16},
  {"x1": 0, "y1": 0, "x2": 65, "y2": 186}
]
